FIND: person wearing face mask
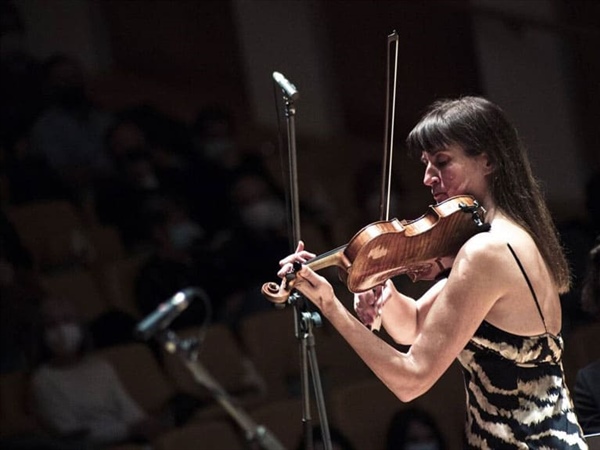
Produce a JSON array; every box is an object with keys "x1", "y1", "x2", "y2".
[
  {"x1": 205, "y1": 171, "x2": 290, "y2": 326},
  {"x1": 31, "y1": 297, "x2": 168, "y2": 448},
  {"x1": 134, "y1": 198, "x2": 213, "y2": 329},
  {"x1": 93, "y1": 117, "x2": 164, "y2": 251}
]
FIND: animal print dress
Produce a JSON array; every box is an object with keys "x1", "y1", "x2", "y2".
[{"x1": 457, "y1": 245, "x2": 588, "y2": 449}]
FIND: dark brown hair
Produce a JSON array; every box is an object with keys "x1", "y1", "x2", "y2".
[{"x1": 406, "y1": 96, "x2": 570, "y2": 292}]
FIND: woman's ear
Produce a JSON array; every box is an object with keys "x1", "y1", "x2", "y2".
[{"x1": 480, "y1": 153, "x2": 494, "y2": 175}]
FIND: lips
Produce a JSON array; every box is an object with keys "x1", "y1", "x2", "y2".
[{"x1": 433, "y1": 192, "x2": 448, "y2": 202}]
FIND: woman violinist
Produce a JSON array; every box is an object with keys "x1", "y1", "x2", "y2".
[{"x1": 276, "y1": 96, "x2": 588, "y2": 448}]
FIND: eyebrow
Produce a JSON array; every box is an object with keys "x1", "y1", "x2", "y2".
[{"x1": 420, "y1": 148, "x2": 443, "y2": 162}]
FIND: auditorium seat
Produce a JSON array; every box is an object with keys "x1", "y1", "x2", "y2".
[
  {"x1": 152, "y1": 419, "x2": 245, "y2": 450},
  {"x1": 329, "y1": 361, "x2": 466, "y2": 450},
  {"x1": 8, "y1": 200, "x2": 127, "y2": 272},
  {"x1": 41, "y1": 267, "x2": 109, "y2": 322},
  {"x1": 328, "y1": 376, "x2": 404, "y2": 450},
  {"x1": 249, "y1": 397, "x2": 305, "y2": 450},
  {"x1": 107, "y1": 444, "x2": 148, "y2": 450},
  {"x1": 313, "y1": 319, "x2": 374, "y2": 389},
  {"x1": 160, "y1": 323, "x2": 268, "y2": 421},
  {"x1": 410, "y1": 361, "x2": 466, "y2": 450},
  {"x1": 97, "y1": 343, "x2": 177, "y2": 415},
  {"x1": 563, "y1": 322, "x2": 600, "y2": 391},
  {"x1": 85, "y1": 224, "x2": 126, "y2": 267},
  {"x1": 96, "y1": 252, "x2": 151, "y2": 318},
  {"x1": 7, "y1": 199, "x2": 86, "y2": 271},
  {"x1": 0, "y1": 370, "x2": 38, "y2": 439},
  {"x1": 238, "y1": 307, "x2": 300, "y2": 401}
]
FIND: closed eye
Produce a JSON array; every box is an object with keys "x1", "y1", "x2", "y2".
[{"x1": 428, "y1": 154, "x2": 449, "y2": 168}]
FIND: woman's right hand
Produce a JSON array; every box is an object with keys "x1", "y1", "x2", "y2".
[{"x1": 353, "y1": 279, "x2": 395, "y2": 327}]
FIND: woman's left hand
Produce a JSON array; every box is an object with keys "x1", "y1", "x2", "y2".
[{"x1": 278, "y1": 241, "x2": 336, "y2": 313}]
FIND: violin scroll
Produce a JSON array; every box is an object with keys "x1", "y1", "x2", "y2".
[{"x1": 261, "y1": 281, "x2": 291, "y2": 304}]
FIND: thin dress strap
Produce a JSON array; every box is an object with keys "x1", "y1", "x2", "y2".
[{"x1": 506, "y1": 243, "x2": 548, "y2": 333}]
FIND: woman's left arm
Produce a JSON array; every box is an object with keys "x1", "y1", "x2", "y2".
[{"x1": 290, "y1": 233, "x2": 510, "y2": 401}]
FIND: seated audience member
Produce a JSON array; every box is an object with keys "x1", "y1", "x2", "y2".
[
  {"x1": 558, "y1": 171, "x2": 600, "y2": 334},
  {"x1": 2, "y1": 132, "x2": 71, "y2": 207},
  {"x1": 207, "y1": 170, "x2": 290, "y2": 326},
  {"x1": 28, "y1": 54, "x2": 113, "y2": 209},
  {"x1": 134, "y1": 197, "x2": 213, "y2": 327},
  {"x1": 31, "y1": 297, "x2": 168, "y2": 448},
  {"x1": 94, "y1": 117, "x2": 170, "y2": 251},
  {"x1": 188, "y1": 106, "x2": 275, "y2": 237},
  {"x1": 574, "y1": 241, "x2": 600, "y2": 435},
  {"x1": 386, "y1": 407, "x2": 448, "y2": 450}
]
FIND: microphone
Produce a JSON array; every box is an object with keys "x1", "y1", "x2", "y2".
[
  {"x1": 135, "y1": 288, "x2": 197, "y2": 340},
  {"x1": 272, "y1": 71, "x2": 299, "y2": 101}
]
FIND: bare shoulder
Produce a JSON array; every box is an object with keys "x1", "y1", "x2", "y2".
[{"x1": 454, "y1": 230, "x2": 511, "y2": 269}]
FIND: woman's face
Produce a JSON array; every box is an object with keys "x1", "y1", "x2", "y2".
[{"x1": 421, "y1": 144, "x2": 492, "y2": 203}]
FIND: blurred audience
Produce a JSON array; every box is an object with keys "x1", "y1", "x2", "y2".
[
  {"x1": 2, "y1": 132, "x2": 71, "y2": 207},
  {"x1": 94, "y1": 115, "x2": 168, "y2": 251},
  {"x1": 207, "y1": 170, "x2": 290, "y2": 328},
  {"x1": 0, "y1": 1, "x2": 44, "y2": 165},
  {"x1": 386, "y1": 407, "x2": 448, "y2": 450},
  {"x1": 188, "y1": 106, "x2": 256, "y2": 237},
  {"x1": 573, "y1": 240, "x2": 600, "y2": 436},
  {"x1": 94, "y1": 107, "x2": 201, "y2": 252},
  {"x1": 28, "y1": 54, "x2": 114, "y2": 214},
  {"x1": 581, "y1": 239, "x2": 600, "y2": 321},
  {"x1": 558, "y1": 170, "x2": 600, "y2": 335},
  {"x1": 134, "y1": 197, "x2": 213, "y2": 328},
  {"x1": 0, "y1": 209, "x2": 45, "y2": 373},
  {"x1": 0, "y1": 4, "x2": 68, "y2": 208},
  {"x1": 31, "y1": 297, "x2": 169, "y2": 448}
]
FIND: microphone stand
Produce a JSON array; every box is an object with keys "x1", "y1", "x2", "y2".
[
  {"x1": 156, "y1": 329, "x2": 286, "y2": 450},
  {"x1": 277, "y1": 80, "x2": 332, "y2": 450}
]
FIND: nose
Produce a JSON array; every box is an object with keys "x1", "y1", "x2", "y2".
[{"x1": 423, "y1": 163, "x2": 439, "y2": 187}]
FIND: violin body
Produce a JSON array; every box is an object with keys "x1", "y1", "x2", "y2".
[
  {"x1": 344, "y1": 195, "x2": 485, "y2": 288},
  {"x1": 262, "y1": 195, "x2": 488, "y2": 304}
]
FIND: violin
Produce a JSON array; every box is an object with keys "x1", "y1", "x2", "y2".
[{"x1": 261, "y1": 195, "x2": 489, "y2": 304}]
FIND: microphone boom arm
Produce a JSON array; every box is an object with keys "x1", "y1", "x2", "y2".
[{"x1": 158, "y1": 330, "x2": 286, "y2": 450}]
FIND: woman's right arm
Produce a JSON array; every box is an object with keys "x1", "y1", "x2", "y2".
[{"x1": 355, "y1": 278, "x2": 447, "y2": 345}]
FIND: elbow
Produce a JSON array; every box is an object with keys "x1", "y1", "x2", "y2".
[{"x1": 388, "y1": 360, "x2": 436, "y2": 402}]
